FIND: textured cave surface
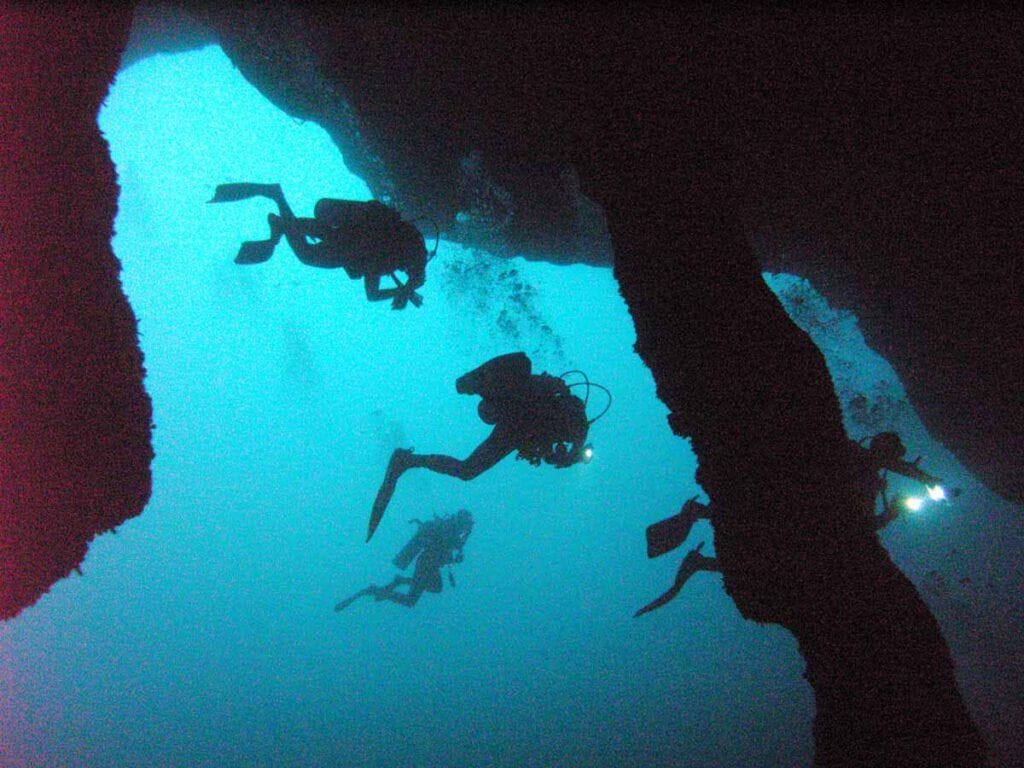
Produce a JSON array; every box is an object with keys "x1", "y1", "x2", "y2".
[
  {"x1": 3, "y1": 3, "x2": 1013, "y2": 765},
  {"x1": 1, "y1": 5, "x2": 152, "y2": 621}
]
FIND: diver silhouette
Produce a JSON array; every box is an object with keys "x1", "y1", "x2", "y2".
[
  {"x1": 634, "y1": 431, "x2": 947, "y2": 616},
  {"x1": 636, "y1": 498, "x2": 721, "y2": 617},
  {"x1": 857, "y1": 431, "x2": 947, "y2": 529},
  {"x1": 366, "y1": 352, "x2": 605, "y2": 541},
  {"x1": 208, "y1": 183, "x2": 428, "y2": 309},
  {"x1": 336, "y1": 510, "x2": 474, "y2": 610}
]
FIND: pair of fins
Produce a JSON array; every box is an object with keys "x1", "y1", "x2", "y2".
[
  {"x1": 208, "y1": 183, "x2": 283, "y2": 265},
  {"x1": 644, "y1": 496, "x2": 703, "y2": 559}
]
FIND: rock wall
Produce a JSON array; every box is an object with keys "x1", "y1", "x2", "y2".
[{"x1": 0, "y1": 4, "x2": 152, "y2": 619}]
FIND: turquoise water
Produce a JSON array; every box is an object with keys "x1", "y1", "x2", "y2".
[{"x1": 1, "y1": 44, "x2": 1020, "y2": 768}]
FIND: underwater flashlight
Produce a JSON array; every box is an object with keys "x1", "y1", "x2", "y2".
[
  {"x1": 927, "y1": 485, "x2": 946, "y2": 502},
  {"x1": 581, "y1": 445, "x2": 594, "y2": 464},
  {"x1": 904, "y1": 496, "x2": 925, "y2": 512}
]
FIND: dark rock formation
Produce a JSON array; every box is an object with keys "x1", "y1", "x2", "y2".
[
  {"x1": 572, "y1": 119, "x2": 987, "y2": 767},
  {"x1": 0, "y1": 5, "x2": 152, "y2": 619},
  {"x1": 736, "y1": 13, "x2": 1024, "y2": 505}
]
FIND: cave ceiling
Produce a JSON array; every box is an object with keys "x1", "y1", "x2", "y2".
[{"x1": 153, "y1": 4, "x2": 1021, "y2": 503}]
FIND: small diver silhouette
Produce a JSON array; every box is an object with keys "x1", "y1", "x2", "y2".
[{"x1": 336, "y1": 510, "x2": 474, "y2": 610}]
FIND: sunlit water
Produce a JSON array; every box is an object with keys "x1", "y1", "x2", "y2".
[{"x1": 1, "y1": 44, "x2": 1020, "y2": 768}]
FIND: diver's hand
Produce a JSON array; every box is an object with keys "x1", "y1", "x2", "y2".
[{"x1": 391, "y1": 288, "x2": 423, "y2": 310}]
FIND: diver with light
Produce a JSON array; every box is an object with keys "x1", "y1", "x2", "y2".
[
  {"x1": 634, "y1": 431, "x2": 951, "y2": 617},
  {"x1": 365, "y1": 352, "x2": 609, "y2": 541},
  {"x1": 860, "y1": 431, "x2": 952, "y2": 528}
]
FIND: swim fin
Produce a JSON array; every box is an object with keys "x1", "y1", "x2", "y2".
[
  {"x1": 645, "y1": 496, "x2": 704, "y2": 559},
  {"x1": 234, "y1": 238, "x2": 277, "y2": 265},
  {"x1": 634, "y1": 542, "x2": 709, "y2": 617},
  {"x1": 208, "y1": 182, "x2": 280, "y2": 204},
  {"x1": 367, "y1": 449, "x2": 411, "y2": 541},
  {"x1": 645, "y1": 512, "x2": 692, "y2": 559},
  {"x1": 334, "y1": 586, "x2": 376, "y2": 612}
]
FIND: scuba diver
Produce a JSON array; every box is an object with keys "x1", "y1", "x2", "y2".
[
  {"x1": 634, "y1": 431, "x2": 946, "y2": 617},
  {"x1": 366, "y1": 352, "x2": 609, "y2": 541},
  {"x1": 857, "y1": 431, "x2": 948, "y2": 529},
  {"x1": 335, "y1": 509, "x2": 474, "y2": 610},
  {"x1": 208, "y1": 183, "x2": 433, "y2": 309}
]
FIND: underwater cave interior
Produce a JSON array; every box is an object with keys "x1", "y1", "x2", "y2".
[{"x1": 2, "y1": 11, "x2": 1023, "y2": 768}]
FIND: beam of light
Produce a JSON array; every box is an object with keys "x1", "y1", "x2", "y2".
[
  {"x1": 904, "y1": 496, "x2": 925, "y2": 512},
  {"x1": 927, "y1": 485, "x2": 946, "y2": 502}
]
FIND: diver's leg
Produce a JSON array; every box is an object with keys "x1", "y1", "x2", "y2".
[
  {"x1": 373, "y1": 577, "x2": 420, "y2": 607},
  {"x1": 260, "y1": 189, "x2": 349, "y2": 268},
  {"x1": 334, "y1": 585, "x2": 378, "y2": 612},
  {"x1": 404, "y1": 426, "x2": 518, "y2": 481},
  {"x1": 395, "y1": 582, "x2": 426, "y2": 607},
  {"x1": 210, "y1": 183, "x2": 328, "y2": 266},
  {"x1": 275, "y1": 216, "x2": 337, "y2": 266},
  {"x1": 368, "y1": 428, "x2": 516, "y2": 541},
  {"x1": 634, "y1": 543, "x2": 720, "y2": 618}
]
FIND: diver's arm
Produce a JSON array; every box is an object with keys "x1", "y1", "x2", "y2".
[
  {"x1": 363, "y1": 273, "x2": 423, "y2": 309},
  {"x1": 885, "y1": 457, "x2": 942, "y2": 487},
  {"x1": 363, "y1": 273, "x2": 396, "y2": 302}
]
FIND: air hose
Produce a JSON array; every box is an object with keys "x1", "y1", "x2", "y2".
[{"x1": 559, "y1": 370, "x2": 612, "y2": 424}]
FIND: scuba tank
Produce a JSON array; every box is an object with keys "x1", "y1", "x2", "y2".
[
  {"x1": 456, "y1": 352, "x2": 532, "y2": 399},
  {"x1": 456, "y1": 353, "x2": 611, "y2": 468},
  {"x1": 392, "y1": 520, "x2": 428, "y2": 570}
]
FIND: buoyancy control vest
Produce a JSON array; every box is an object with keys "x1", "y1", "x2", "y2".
[
  {"x1": 457, "y1": 353, "x2": 589, "y2": 467},
  {"x1": 313, "y1": 199, "x2": 425, "y2": 278}
]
